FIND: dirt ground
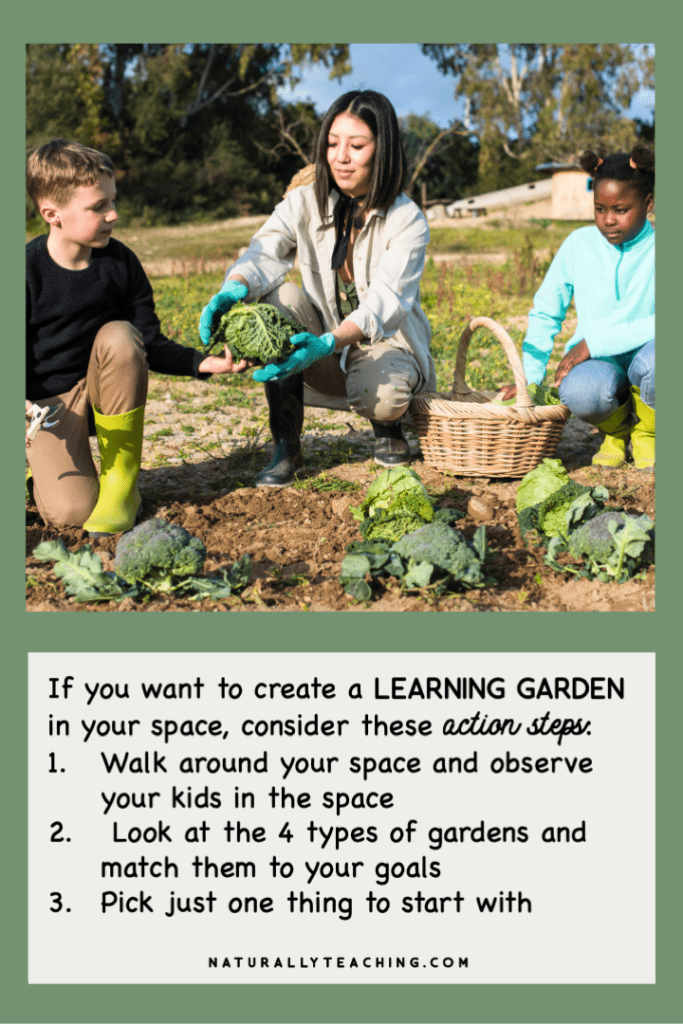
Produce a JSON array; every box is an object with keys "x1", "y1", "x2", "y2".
[{"x1": 26, "y1": 382, "x2": 655, "y2": 613}]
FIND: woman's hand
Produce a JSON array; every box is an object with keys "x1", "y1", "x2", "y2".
[
  {"x1": 252, "y1": 332, "x2": 336, "y2": 382},
  {"x1": 198, "y1": 278, "x2": 248, "y2": 346},
  {"x1": 197, "y1": 346, "x2": 258, "y2": 375},
  {"x1": 555, "y1": 339, "x2": 589, "y2": 386}
]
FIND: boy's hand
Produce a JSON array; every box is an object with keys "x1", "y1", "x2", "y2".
[
  {"x1": 198, "y1": 279, "x2": 248, "y2": 346},
  {"x1": 197, "y1": 346, "x2": 258, "y2": 375}
]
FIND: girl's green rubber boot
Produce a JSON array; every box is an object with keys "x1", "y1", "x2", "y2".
[
  {"x1": 592, "y1": 397, "x2": 631, "y2": 468},
  {"x1": 630, "y1": 385, "x2": 655, "y2": 472},
  {"x1": 83, "y1": 404, "x2": 145, "y2": 536}
]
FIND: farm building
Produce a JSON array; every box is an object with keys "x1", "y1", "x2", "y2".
[
  {"x1": 437, "y1": 179, "x2": 552, "y2": 219},
  {"x1": 535, "y1": 163, "x2": 594, "y2": 220},
  {"x1": 428, "y1": 164, "x2": 594, "y2": 222}
]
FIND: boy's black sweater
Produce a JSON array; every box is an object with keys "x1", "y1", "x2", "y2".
[{"x1": 26, "y1": 235, "x2": 207, "y2": 400}]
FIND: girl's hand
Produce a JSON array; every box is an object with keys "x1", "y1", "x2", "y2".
[
  {"x1": 555, "y1": 340, "x2": 590, "y2": 386},
  {"x1": 197, "y1": 346, "x2": 258, "y2": 375},
  {"x1": 497, "y1": 383, "x2": 517, "y2": 401}
]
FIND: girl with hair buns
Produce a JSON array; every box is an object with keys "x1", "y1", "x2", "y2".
[
  {"x1": 500, "y1": 144, "x2": 655, "y2": 471},
  {"x1": 198, "y1": 90, "x2": 436, "y2": 486}
]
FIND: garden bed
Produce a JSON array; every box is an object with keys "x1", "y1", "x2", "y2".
[{"x1": 26, "y1": 382, "x2": 654, "y2": 613}]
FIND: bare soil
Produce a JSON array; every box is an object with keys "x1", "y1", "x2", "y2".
[{"x1": 26, "y1": 382, "x2": 655, "y2": 613}]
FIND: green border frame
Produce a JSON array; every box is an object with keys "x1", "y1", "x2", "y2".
[{"x1": 5, "y1": 8, "x2": 679, "y2": 1022}]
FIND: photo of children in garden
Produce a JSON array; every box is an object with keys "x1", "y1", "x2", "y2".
[{"x1": 25, "y1": 44, "x2": 655, "y2": 612}]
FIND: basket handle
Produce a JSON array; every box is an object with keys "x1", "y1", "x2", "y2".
[{"x1": 452, "y1": 316, "x2": 533, "y2": 408}]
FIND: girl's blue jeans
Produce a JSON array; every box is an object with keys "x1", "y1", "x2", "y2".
[{"x1": 558, "y1": 339, "x2": 655, "y2": 423}]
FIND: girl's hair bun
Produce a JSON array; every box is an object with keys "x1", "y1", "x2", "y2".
[
  {"x1": 630, "y1": 144, "x2": 655, "y2": 173},
  {"x1": 578, "y1": 144, "x2": 654, "y2": 198},
  {"x1": 579, "y1": 150, "x2": 602, "y2": 174}
]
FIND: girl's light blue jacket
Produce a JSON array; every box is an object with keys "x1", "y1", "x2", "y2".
[{"x1": 522, "y1": 219, "x2": 654, "y2": 386}]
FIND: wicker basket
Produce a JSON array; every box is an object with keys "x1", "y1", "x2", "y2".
[{"x1": 410, "y1": 316, "x2": 570, "y2": 477}]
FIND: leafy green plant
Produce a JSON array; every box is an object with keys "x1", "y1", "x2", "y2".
[
  {"x1": 33, "y1": 540, "x2": 139, "y2": 603},
  {"x1": 516, "y1": 458, "x2": 604, "y2": 542},
  {"x1": 268, "y1": 565, "x2": 310, "y2": 589},
  {"x1": 349, "y1": 466, "x2": 436, "y2": 542},
  {"x1": 209, "y1": 302, "x2": 301, "y2": 362},
  {"x1": 293, "y1": 473, "x2": 361, "y2": 494},
  {"x1": 497, "y1": 383, "x2": 562, "y2": 406}
]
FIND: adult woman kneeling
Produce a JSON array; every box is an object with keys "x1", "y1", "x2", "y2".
[{"x1": 198, "y1": 90, "x2": 436, "y2": 487}]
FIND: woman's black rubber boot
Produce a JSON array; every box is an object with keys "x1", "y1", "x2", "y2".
[
  {"x1": 370, "y1": 419, "x2": 411, "y2": 467},
  {"x1": 256, "y1": 374, "x2": 304, "y2": 487}
]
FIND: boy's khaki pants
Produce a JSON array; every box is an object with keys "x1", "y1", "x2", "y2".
[
  {"x1": 27, "y1": 321, "x2": 148, "y2": 529},
  {"x1": 263, "y1": 282, "x2": 423, "y2": 420}
]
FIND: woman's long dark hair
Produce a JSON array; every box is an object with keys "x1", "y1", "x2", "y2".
[{"x1": 314, "y1": 90, "x2": 407, "y2": 222}]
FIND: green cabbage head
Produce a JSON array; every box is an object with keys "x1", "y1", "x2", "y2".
[
  {"x1": 351, "y1": 466, "x2": 430, "y2": 520},
  {"x1": 516, "y1": 458, "x2": 570, "y2": 515}
]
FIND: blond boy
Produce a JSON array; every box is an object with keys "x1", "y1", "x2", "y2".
[{"x1": 26, "y1": 138, "x2": 235, "y2": 534}]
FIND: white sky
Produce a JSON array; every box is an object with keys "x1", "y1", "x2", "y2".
[{"x1": 278, "y1": 43, "x2": 655, "y2": 129}]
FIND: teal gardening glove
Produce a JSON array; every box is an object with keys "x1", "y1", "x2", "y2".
[
  {"x1": 252, "y1": 332, "x2": 336, "y2": 382},
  {"x1": 198, "y1": 280, "x2": 249, "y2": 347}
]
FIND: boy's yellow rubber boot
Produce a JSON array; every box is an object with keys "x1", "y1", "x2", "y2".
[
  {"x1": 630, "y1": 385, "x2": 655, "y2": 472},
  {"x1": 83, "y1": 404, "x2": 145, "y2": 536},
  {"x1": 592, "y1": 397, "x2": 631, "y2": 468}
]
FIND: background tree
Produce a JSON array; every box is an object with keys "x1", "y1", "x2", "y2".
[
  {"x1": 254, "y1": 100, "x2": 323, "y2": 180},
  {"x1": 27, "y1": 43, "x2": 653, "y2": 222},
  {"x1": 399, "y1": 114, "x2": 478, "y2": 204},
  {"x1": 531, "y1": 44, "x2": 653, "y2": 162},
  {"x1": 26, "y1": 44, "x2": 350, "y2": 223},
  {"x1": 26, "y1": 44, "x2": 112, "y2": 150},
  {"x1": 422, "y1": 44, "x2": 653, "y2": 191}
]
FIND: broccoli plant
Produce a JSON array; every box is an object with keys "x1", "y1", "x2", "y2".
[
  {"x1": 34, "y1": 519, "x2": 252, "y2": 604},
  {"x1": 515, "y1": 463, "x2": 655, "y2": 583},
  {"x1": 393, "y1": 521, "x2": 491, "y2": 590},
  {"x1": 547, "y1": 509, "x2": 655, "y2": 583},
  {"x1": 113, "y1": 518, "x2": 206, "y2": 592},
  {"x1": 113, "y1": 519, "x2": 252, "y2": 598},
  {"x1": 339, "y1": 521, "x2": 493, "y2": 600},
  {"x1": 209, "y1": 302, "x2": 301, "y2": 363}
]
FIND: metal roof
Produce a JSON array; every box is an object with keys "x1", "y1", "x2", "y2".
[
  {"x1": 445, "y1": 178, "x2": 552, "y2": 215},
  {"x1": 535, "y1": 162, "x2": 582, "y2": 172}
]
